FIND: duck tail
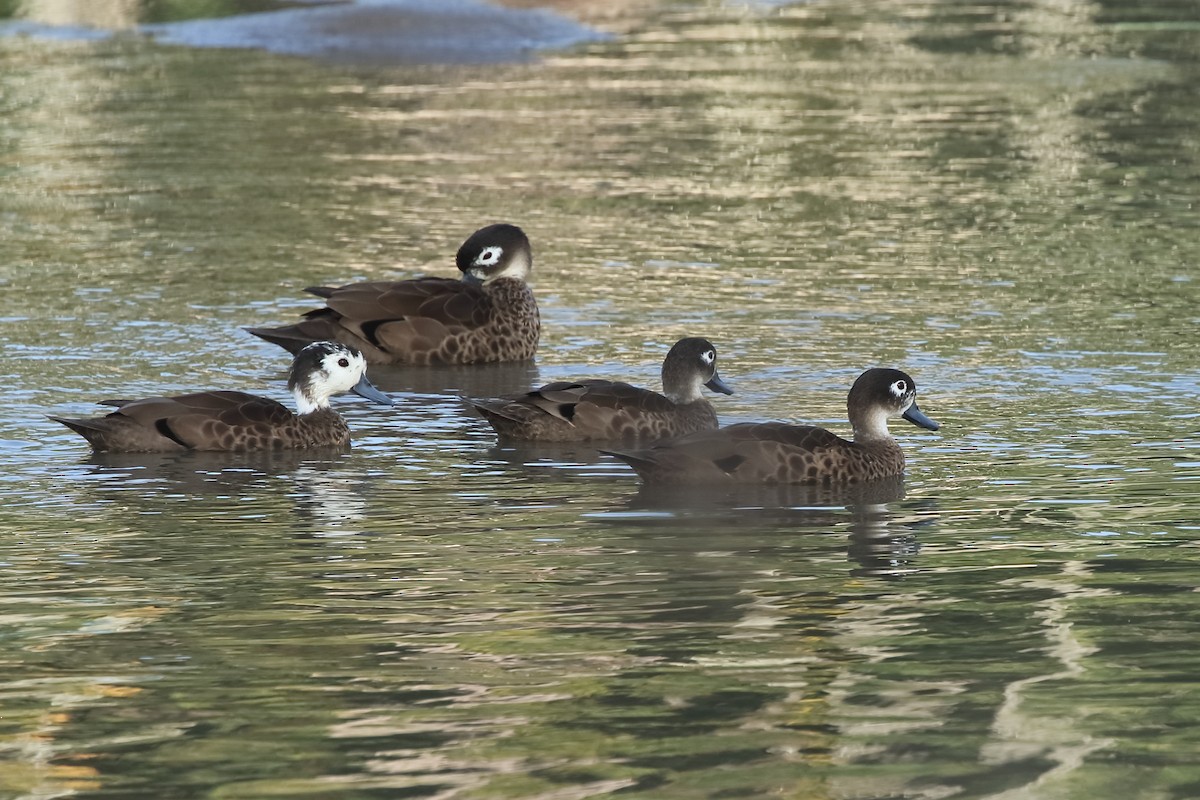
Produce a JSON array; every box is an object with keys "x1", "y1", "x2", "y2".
[
  {"x1": 598, "y1": 448, "x2": 656, "y2": 473},
  {"x1": 48, "y1": 415, "x2": 110, "y2": 450},
  {"x1": 243, "y1": 325, "x2": 320, "y2": 356},
  {"x1": 468, "y1": 398, "x2": 526, "y2": 425}
]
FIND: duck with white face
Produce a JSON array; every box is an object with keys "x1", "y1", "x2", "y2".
[
  {"x1": 50, "y1": 341, "x2": 393, "y2": 452},
  {"x1": 603, "y1": 367, "x2": 940, "y2": 485},
  {"x1": 246, "y1": 223, "x2": 540, "y2": 366}
]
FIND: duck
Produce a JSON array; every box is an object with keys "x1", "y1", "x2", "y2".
[
  {"x1": 601, "y1": 367, "x2": 939, "y2": 484},
  {"x1": 50, "y1": 341, "x2": 394, "y2": 452},
  {"x1": 245, "y1": 223, "x2": 539, "y2": 365},
  {"x1": 469, "y1": 337, "x2": 734, "y2": 442}
]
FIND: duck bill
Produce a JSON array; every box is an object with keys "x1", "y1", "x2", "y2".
[
  {"x1": 902, "y1": 401, "x2": 939, "y2": 431},
  {"x1": 461, "y1": 269, "x2": 485, "y2": 286},
  {"x1": 351, "y1": 375, "x2": 394, "y2": 406},
  {"x1": 704, "y1": 372, "x2": 734, "y2": 396}
]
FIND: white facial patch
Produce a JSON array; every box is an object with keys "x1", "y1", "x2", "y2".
[
  {"x1": 700, "y1": 350, "x2": 716, "y2": 365},
  {"x1": 889, "y1": 379, "x2": 908, "y2": 399},
  {"x1": 478, "y1": 247, "x2": 530, "y2": 283},
  {"x1": 467, "y1": 246, "x2": 506, "y2": 283},
  {"x1": 325, "y1": 350, "x2": 366, "y2": 389},
  {"x1": 474, "y1": 246, "x2": 504, "y2": 267}
]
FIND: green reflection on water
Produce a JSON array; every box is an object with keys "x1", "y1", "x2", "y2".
[
  {"x1": 3, "y1": 1, "x2": 336, "y2": 26},
  {"x1": 1, "y1": 0, "x2": 1200, "y2": 798}
]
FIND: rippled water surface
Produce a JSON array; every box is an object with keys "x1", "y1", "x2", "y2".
[{"x1": 2, "y1": 1, "x2": 1200, "y2": 798}]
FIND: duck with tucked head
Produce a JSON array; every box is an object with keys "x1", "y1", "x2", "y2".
[
  {"x1": 470, "y1": 337, "x2": 734, "y2": 442},
  {"x1": 246, "y1": 223, "x2": 539, "y2": 365},
  {"x1": 50, "y1": 341, "x2": 393, "y2": 452},
  {"x1": 602, "y1": 367, "x2": 939, "y2": 484}
]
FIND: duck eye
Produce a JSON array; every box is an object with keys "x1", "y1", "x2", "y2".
[
  {"x1": 476, "y1": 246, "x2": 503, "y2": 266},
  {"x1": 890, "y1": 380, "x2": 908, "y2": 397},
  {"x1": 338, "y1": 358, "x2": 350, "y2": 368},
  {"x1": 702, "y1": 350, "x2": 715, "y2": 364}
]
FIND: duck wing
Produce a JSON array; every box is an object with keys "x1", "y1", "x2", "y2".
[
  {"x1": 474, "y1": 380, "x2": 682, "y2": 441},
  {"x1": 311, "y1": 278, "x2": 490, "y2": 328},
  {"x1": 527, "y1": 380, "x2": 674, "y2": 419},
  {"x1": 113, "y1": 392, "x2": 295, "y2": 450},
  {"x1": 306, "y1": 278, "x2": 492, "y2": 352},
  {"x1": 52, "y1": 391, "x2": 292, "y2": 452},
  {"x1": 722, "y1": 421, "x2": 846, "y2": 451}
]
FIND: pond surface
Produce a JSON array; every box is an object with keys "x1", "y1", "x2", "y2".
[{"x1": 2, "y1": 0, "x2": 1200, "y2": 798}]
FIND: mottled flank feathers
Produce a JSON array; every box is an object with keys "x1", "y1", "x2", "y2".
[{"x1": 603, "y1": 367, "x2": 939, "y2": 485}]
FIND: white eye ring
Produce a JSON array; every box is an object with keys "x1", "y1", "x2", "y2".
[
  {"x1": 889, "y1": 380, "x2": 908, "y2": 398},
  {"x1": 701, "y1": 350, "x2": 716, "y2": 365},
  {"x1": 475, "y1": 246, "x2": 503, "y2": 266}
]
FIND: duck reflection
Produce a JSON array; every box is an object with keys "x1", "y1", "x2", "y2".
[
  {"x1": 627, "y1": 475, "x2": 908, "y2": 511},
  {"x1": 473, "y1": 441, "x2": 933, "y2": 579},
  {"x1": 481, "y1": 440, "x2": 615, "y2": 470},
  {"x1": 622, "y1": 476, "x2": 930, "y2": 580},
  {"x1": 78, "y1": 447, "x2": 374, "y2": 532},
  {"x1": 369, "y1": 360, "x2": 540, "y2": 398},
  {"x1": 83, "y1": 447, "x2": 348, "y2": 491}
]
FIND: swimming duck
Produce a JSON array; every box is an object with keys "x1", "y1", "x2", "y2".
[
  {"x1": 602, "y1": 367, "x2": 939, "y2": 484},
  {"x1": 469, "y1": 337, "x2": 734, "y2": 442},
  {"x1": 246, "y1": 223, "x2": 539, "y2": 365},
  {"x1": 50, "y1": 341, "x2": 393, "y2": 452}
]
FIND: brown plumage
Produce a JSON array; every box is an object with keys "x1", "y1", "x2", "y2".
[
  {"x1": 245, "y1": 224, "x2": 539, "y2": 365},
  {"x1": 469, "y1": 337, "x2": 733, "y2": 443},
  {"x1": 50, "y1": 342, "x2": 393, "y2": 452},
  {"x1": 603, "y1": 367, "x2": 940, "y2": 485}
]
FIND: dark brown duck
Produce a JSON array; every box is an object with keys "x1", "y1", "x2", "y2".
[
  {"x1": 603, "y1": 367, "x2": 939, "y2": 484},
  {"x1": 470, "y1": 337, "x2": 733, "y2": 442},
  {"x1": 246, "y1": 223, "x2": 539, "y2": 365},
  {"x1": 50, "y1": 342, "x2": 393, "y2": 452}
]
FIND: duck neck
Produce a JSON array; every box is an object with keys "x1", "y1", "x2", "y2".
[
  {"x1": 664, "y1": 383, "x2": 703, "y2": 405},
  {"x1": 851, "y1": 407, "x2": 894, "y2": 444},
  {"x1": 293, "y1": 387, "x2": 329, "y2": 416},
  {"x1": 476, "y1": 247, "x2": 532, "y2": 284},
  {"x1": 662, "y1": 361, "x2": 704, "y2": 405}
]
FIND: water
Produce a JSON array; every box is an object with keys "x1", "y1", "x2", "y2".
[{"x1": 2, "y1": 0, "x2": 1200, "y2": 797}]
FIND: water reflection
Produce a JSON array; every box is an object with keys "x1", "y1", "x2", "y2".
[
  {"x1": 605, "y1": 476, "x2": 933, "y2": 580},
  {"x1": 369, "y1": 360, "x2": 541, "y2": 398},
  {"x1": 16, "y1": 0, "x2": 139, "y2": 29},
  {"x1": 6, "y1": 0, "x2": 609, "y2": 65},
  {"x1": 14, "y1": 0, "x2": 349, "y2": 29},
  {"x1": 978, "y1": 562, "x2": 1117, "y2": 796},
  {"x1": 82, "y1": 445, "x2": 351, "y2": 491},
  {"x1": 846, "y1": 504, "x2": 927, "y2": 581},
  {"x1": 77, "y1": 448, "x2": 380, "y2": 533},
  {"x1": 3, "y1": 0, "x2": 1200, "y2": 796},
  {"x1": 625, "y1": 475, "x2": 909, "y2": 512},
  {"x1": 479, "y1": 439, "x2": 614, "y2": 474}
]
